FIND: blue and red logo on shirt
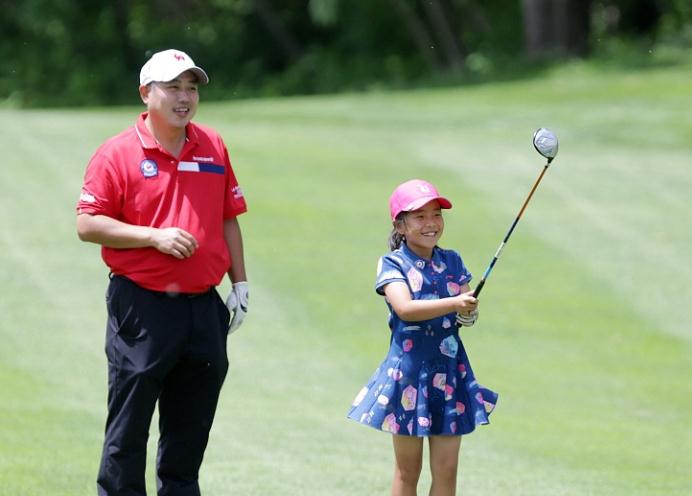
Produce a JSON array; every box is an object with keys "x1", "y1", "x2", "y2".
[{"x1": 140, "y1": 159, "x2": 158, "y2": 178}]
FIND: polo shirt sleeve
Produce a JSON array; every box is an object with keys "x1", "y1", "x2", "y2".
[
  {"x1": 76, "y1": 150, "x2": 122, "y2": 218},
  {"x1": 375, "y1": 254, "x2": 407, "y2": 296},
  {"x1": 222, "y1": 146, "x2": 247, "y2": 219}
]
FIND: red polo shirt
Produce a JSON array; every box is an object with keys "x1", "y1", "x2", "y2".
[{"x1": 77, "y1": 113, "x2": 247, "y2": 293}]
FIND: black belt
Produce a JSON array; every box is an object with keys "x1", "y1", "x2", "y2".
[{"x1": 109, "y1": 273, "x2": 213, "y2": 298}]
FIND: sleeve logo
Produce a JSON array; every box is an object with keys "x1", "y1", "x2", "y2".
[{"x1": 79, "y1": 190, "x2": 96, "y2": 203}]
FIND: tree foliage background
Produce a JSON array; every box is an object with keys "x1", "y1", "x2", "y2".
[{"x1": 1, "y1": 0, "x2": 691, "y2": 107}]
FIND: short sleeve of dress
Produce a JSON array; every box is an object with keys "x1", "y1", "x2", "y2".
[
  {"x1": 375, "y1": 255, "x2": 407, "y2": 296},
  {"x1": 452, "y1": 250, "x2": 473, "y2": 286}
]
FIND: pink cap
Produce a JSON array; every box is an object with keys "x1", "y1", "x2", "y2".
[{"x1": 389, "y1": 179, "x2": 452, "y2": 220}]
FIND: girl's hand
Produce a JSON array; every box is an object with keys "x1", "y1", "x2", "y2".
[
  {"x1": 453, "y1": 291, "x2": 478, "y2": 314},
  {"x1": 383, "y1": 282, "x2": 479, "y2": 322}
]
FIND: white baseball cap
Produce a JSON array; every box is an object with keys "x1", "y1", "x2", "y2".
[{"x1": 139, "y1": 49, "x2": 209, "y2": 86}]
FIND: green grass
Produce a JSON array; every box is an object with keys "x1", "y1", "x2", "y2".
[{"x1": 1, "y1": 60, "x2": 691, "y2": 495}]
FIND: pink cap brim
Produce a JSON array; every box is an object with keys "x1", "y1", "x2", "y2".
[{"x1": 393, "y1": 196, "x2": 452, "y2": 220}]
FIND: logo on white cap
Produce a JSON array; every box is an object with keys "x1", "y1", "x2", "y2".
[{"x1": 139, "y1": 49, "x2": 209, "y2": 86}]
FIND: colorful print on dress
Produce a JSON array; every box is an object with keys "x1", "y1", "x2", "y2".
[
  {"x1": 401, "y1": 385, "x2": 417, "y2": 411},
  {"x1": 407, "y1": 267, "x2": 423, "y2": 292},
  {"x1": 432, "y1": 261, "x2": 447, "y2": 273},
  {"x1": 447, "y1": 282, "x2": 461, "y2": 296},
  {"x1": 347, "y1": 245, "x2": 497, "y2": 437},
  {"x1": 433, "y1": 373, "x2": 446, "y2": 391},
  {"x1": 388, "y1": 368, "x2": 403, "y2": 381},
  {"x1": 440, "y1": 335, "x2": 458, "y2": 358},
  {"x1": 458, "y1": 363, "x2": 467, "y2": 378},
  {"x1": 382, "y1": 413, "x2": 400, "y2": 433},
  {"x1": 352, "y1": 387, "x2": 368, "y2": 407}
]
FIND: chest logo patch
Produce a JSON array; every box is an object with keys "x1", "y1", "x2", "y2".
[{"x1": 140, "y1": 159, "x2": 158, "y2": 178}]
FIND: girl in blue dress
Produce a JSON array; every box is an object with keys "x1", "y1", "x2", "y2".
[{"x1": 347, "y1": 179, "x2": 497, "y2": 496}]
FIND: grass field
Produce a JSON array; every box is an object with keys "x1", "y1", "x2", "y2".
[{"x1": 1, "y1": 60, "x2": 691, "y2": 495}]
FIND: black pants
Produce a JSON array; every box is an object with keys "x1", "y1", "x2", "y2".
[{"x1": 97, "y1": 276, "x2": 230, "y2": 496}]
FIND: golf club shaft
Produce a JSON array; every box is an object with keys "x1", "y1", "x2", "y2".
[{"x1": 472, "y1": 163, "x2": 550, "y2": 298}]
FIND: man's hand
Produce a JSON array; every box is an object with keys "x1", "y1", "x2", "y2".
[
  {"x1": 226, "y1": 281, "x2": 249, "y2": 334},
  {"x1": 150, "y1": 227, "x2": 198, "y2": 259},
  {"x1": 456, "y1": 308, "x2": 479, "y2": 327}
]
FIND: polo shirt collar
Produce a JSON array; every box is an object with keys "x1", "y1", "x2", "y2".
[
  {"x1": 134, "y1": 112, "x2": 199, "y2": 151},
  {"x1": 400, "y1": 242, "x2": 442, "y2": 269}
]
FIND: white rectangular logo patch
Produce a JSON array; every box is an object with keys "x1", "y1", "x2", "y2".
[{"x1": 178, "y1": 161, "x2": 200, "y2": 172}]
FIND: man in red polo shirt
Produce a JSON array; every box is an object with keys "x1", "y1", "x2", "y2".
[{"x1": 77, "y1": 49, "x2": 248, "y2": 496}]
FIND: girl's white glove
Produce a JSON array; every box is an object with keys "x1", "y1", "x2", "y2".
[
  {"x1": 226, "y1": 281, "x2": 249, "y2": 334},
  {"x1": 456, "y1": 308, "x2": 479, "y2": 327}
]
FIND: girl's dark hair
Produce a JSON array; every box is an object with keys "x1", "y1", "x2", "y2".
[{"x1": 388, "y1": 212, "x2": 407, "y2": 250}]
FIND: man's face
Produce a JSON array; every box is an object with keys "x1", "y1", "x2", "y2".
[{"x1": 141, "y1": 71, "x2": 199, "y2": 129}]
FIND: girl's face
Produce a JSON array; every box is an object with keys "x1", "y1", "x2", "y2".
[{"x1": 396, "y1": 200, "x2": 444, "y2": 259}]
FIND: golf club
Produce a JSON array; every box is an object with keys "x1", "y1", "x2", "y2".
[{"x1": 472, "y1": 127, "x2": 559, "y2": 298}]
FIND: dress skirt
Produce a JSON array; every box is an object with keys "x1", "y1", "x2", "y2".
[{"x1": 348, "y1": 326, "x2": 497, "y2": 437}]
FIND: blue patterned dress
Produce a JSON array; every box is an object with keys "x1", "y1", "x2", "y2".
[{"x1": 347, "y1": 243, "x2": 497, "y2": 436}]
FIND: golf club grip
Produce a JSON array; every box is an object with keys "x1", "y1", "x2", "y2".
[{"x1": 472, "y1": 279, "x2": 485, "y2": 298}]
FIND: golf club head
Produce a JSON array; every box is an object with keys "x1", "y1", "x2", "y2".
[{"x1": 533, "y1": 128, "x2": 559, "y2": 164}]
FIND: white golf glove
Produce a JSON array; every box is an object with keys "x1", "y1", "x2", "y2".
[
  {"x1": 456, "y1": 308, "x2": 479, "y2": 327},
  {"x1": 226, "y1": 281, "x2": 249, "y2": 334}
]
